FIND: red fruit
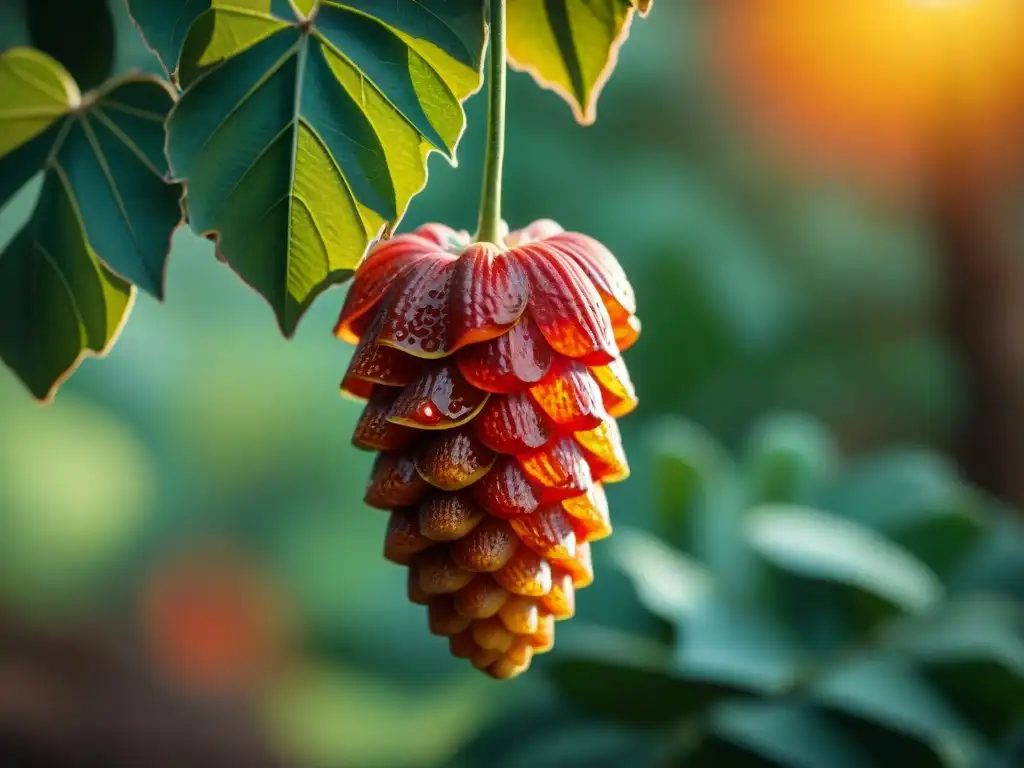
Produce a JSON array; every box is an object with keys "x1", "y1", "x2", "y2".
[{"x1": 336, "y1": 220, "x2": 639, "y2": 679}]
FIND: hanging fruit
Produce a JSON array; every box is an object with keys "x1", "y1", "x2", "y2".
[
  {"x1": 325, "y1": 0, "x2": 646, "y2": 679},
  {"x1": 335, "y1": 219, "x2": 639, "y2": 679}
]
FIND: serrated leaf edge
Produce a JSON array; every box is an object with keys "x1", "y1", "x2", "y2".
[
  {"x1": 508, "y1": 3, "x2": 640, "y2": 126},
  {"x1": 0, "y1": 51, "x2": 185, "y2": 400},
  {"x1": 163, "y1": 7, "x2": 486, "y2": 337}
]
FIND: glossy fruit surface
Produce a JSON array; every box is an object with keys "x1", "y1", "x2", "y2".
[{"x1": 336, "y1": 220, "x2": 639, "y2": 679}]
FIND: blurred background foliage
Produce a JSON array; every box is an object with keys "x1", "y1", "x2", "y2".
[
  {"x1": 2, "y1": 1, "x2": 1023, "y2": 767},
  {"x1": 461, "y1": 414, "x2": 1024, "y2": 766}
]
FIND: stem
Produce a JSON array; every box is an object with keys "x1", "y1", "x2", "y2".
[{"x1": 475, "y1": 0, "x2": 507, "y2": 245}]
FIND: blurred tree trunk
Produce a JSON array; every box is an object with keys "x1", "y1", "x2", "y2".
[
  {"x1": 0, "y1": 617, "x2": 282, "y2": 768},
  {"x1": 934, "y1": 171, "x2": 1024, "y2": 508}
]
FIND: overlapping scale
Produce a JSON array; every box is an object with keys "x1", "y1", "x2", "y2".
[
  {"x1": 499, "y1": 596, "x2": 540, "y2": 634},
  {"x1": 556, "y1": 541, "x2": 595, "y2": 589},
  {"x1": 334, "y1": 230, "x2": 439, "y2": 343},
  {"x1": 448, "y1": 244, "x2": 530, "y2": 351},
  {"x1": 352, "y1": 388, "x2": 418, "y2": 452},
  {"x1": 454, "y1": 575, "x2": 509, "y2": 617},
  {"x1": 450, "y1": 515, "x2": 519, "y2": 572},
  {"x1": 542, "y1": 569, "x2": 576, "y2": 619},
  {"x1": 516, "y1": 243, "x2": 618, "y2": 365},
  {"x1": 545, "y1": 233, "x2": 636, "y2": 316},
  {"x1": 338, "y1": 220, "x2": 639, "y2": 679},
  {"x1": 474, "y1": 391, "x2": 552, "y2": 454},
  {"x1": 474, "y1": 458, "x2": 542, "y2": 518},
  {"x1": 387, "y1": 362, "x2": 489, "y2": 430},
  {"x1": 384, "y1": 508, "x2": 433, "y2": 565},
  {"x1": 415, "y1": 429, "x2": 496, "y2": 491},
  {"x1": 509, "y1": 505, "x2": 577, "y2": 559},
  {"x1": 457, "y1": 318, "x2": 553, "y2": 394},
  {"x1": 341, "y1": 375, "x2": 375, "y2": 402},
  {"x1": 417, "y1": 547, "x2": 475, "y2": 595},
  {"x1": 376, "y1": 255, "x2": 456, "y2": 358},
  {"x1": 575, "y1": 418, "x2": 630, "y2": 483},
  {"x1": 419, "y1": 493, "x2": 485, "y2": 541},
  {"x1": 517, "y1": 438, "x2": 593, "y2": 503},
  {"x1": 591, "y1": 358, "x2": 639, "y2": 418},
  {"x1": 365, "y1": 452, "x2": 429, "y2": 510},
  {"x1": 495, "y1": 545, "x2": 553, "y2": 596},
  {"x1": 528, "y1": 359, "x2": 605, "y2": 431},
  {"x1": 562, "y1": 483, "x2": 614, "y2": 541},
  {"x1": 428, "y1": 596, "x2": 472, "y2": 636},
  {"x1": 348, "y1": 331, "x2": 424, "y2": 388}
]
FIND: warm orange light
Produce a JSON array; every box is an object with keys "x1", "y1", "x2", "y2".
[{"x1": 713, "y1": 0, "x2": 1024, "y2": 186}]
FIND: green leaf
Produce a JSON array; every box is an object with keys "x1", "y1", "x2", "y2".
[
  {"x1": 613, "y1": 529, "x2": 802, "y2": 693},
  {"x1": 746, "y1": 506, "x2": 943, "y2": 619},
  {"x1": 551, "y1": 628, "x2": 750, "y2": 727},
  {"x1": 453, "y1": 699, "x2": 659, "y2": 768},
  {"x1": 687, "y1": 701, "x2": 876, "y2": 768},
  {"x1": 810, "y1": 654, "x2": 984, "y2": 767},
  {"x1": 889, "y1": 598, "x2": 1024, "y2": 740},
  {"x1": 0, "y1": 177, "x2": 132, "y2": 401},
  {"x1": 508, "y1": 0, "x2": 650, "y2": 124},
  {"x1": 821, "y1": 451, "x2": 986, "y2": 579},
  {"x1": 0, "y1": 48, "x2": 182, "y2": 399},
  {"x1": 675, "y1": 598, "x2": 802, "y2": 694},
  {"x1": 648, "y1": 418, "x2": 730, "y2": 557},
  {"x1": 125, "y1": 0, "x2": 210, "y2": 77},
  {"x1": 954, "y1": 515, "x2": 1024, "y2": 600},
  {"x1": 167, "y1": 0, "x2": 485, "y2": 336},
  {"x1": 27, "y1": 0, "x2": 114, "y2": 90},
  {"x1": 612, "y1": 528, "x2": 713, "y2": 619},
  {"x1": 743, "y1": 412, "x2": 838, "y2": 506}
]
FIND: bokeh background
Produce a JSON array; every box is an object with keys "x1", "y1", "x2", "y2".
[{"x1": 2, "y1": 1, "x2": 1024, "y2": 766}]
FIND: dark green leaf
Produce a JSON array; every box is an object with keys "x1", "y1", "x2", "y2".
[
  {"x1": 888, "y1": 599, "x2": 1024, "y2": 740},
  {"x1": 821, "y1": 451, "x2": 963, "y2": 526},
  {"x1": 0, "y1": 177, "x2": 132, "y2": 401},
  {"x1": 508, "y1": 0, "x2": 651, "y2": 124},
  {"x1": 810, "y1": 654, "x2": 984, "y2": 767},
  {"x1": 613, "y1": 529, "x2": 802, "y2": 693},
  {"x1": 0, "y1": 48, "x2": 182, "y2": 399},
  {"x1": 821, "y1": 450, "x2": 986, "y2": 579},
  {"x1": 27, "y1": 0, "x2": 114, "y2": 90},
  {"x1": 675, "y1": 598, "x2": 802, "y2": 694},
  {"x1": 953, "y1": 515, "x2": 1024, "y2": 600},
  {"x1": 551, "y1": 628, "x2": 747, "y2": 727},
  {"x1": 452, "y1": 698, "x2": 661, "y2": 768},
  {"x1": 746, "y1": 505, "x2": 942, "y2": 621},
  {"x1": 989, "y1": 723, "x2": 1024, "y2": 768},
  {"x1": 125, "y1": 0, "x2": 209, "y2": 76},
  {"x1": 686, "y1": 701, "x2": 876, "y2": 768},
  {"x1": 167, "y1": 0, "x2": 485, "y2": 335}
]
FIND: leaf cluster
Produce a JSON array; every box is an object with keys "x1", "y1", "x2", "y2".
[
  {"x1": 458, "y1": 414, "x2": 1024, "y2": 767},
  {"x1": 0, "y1": 0, "x2": 651, "y2": 401}
]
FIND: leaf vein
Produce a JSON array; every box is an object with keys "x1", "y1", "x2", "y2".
[
  {"x1": 91, "y1": 107, "x2": 166, "y2": 179},
  {"x1": 76, "y1": 114, "x2": 151, "y2": 286}
]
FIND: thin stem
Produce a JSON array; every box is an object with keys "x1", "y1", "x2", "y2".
[{"x1": 475, "y1": 0, "x2": 507, "y2": 245}]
